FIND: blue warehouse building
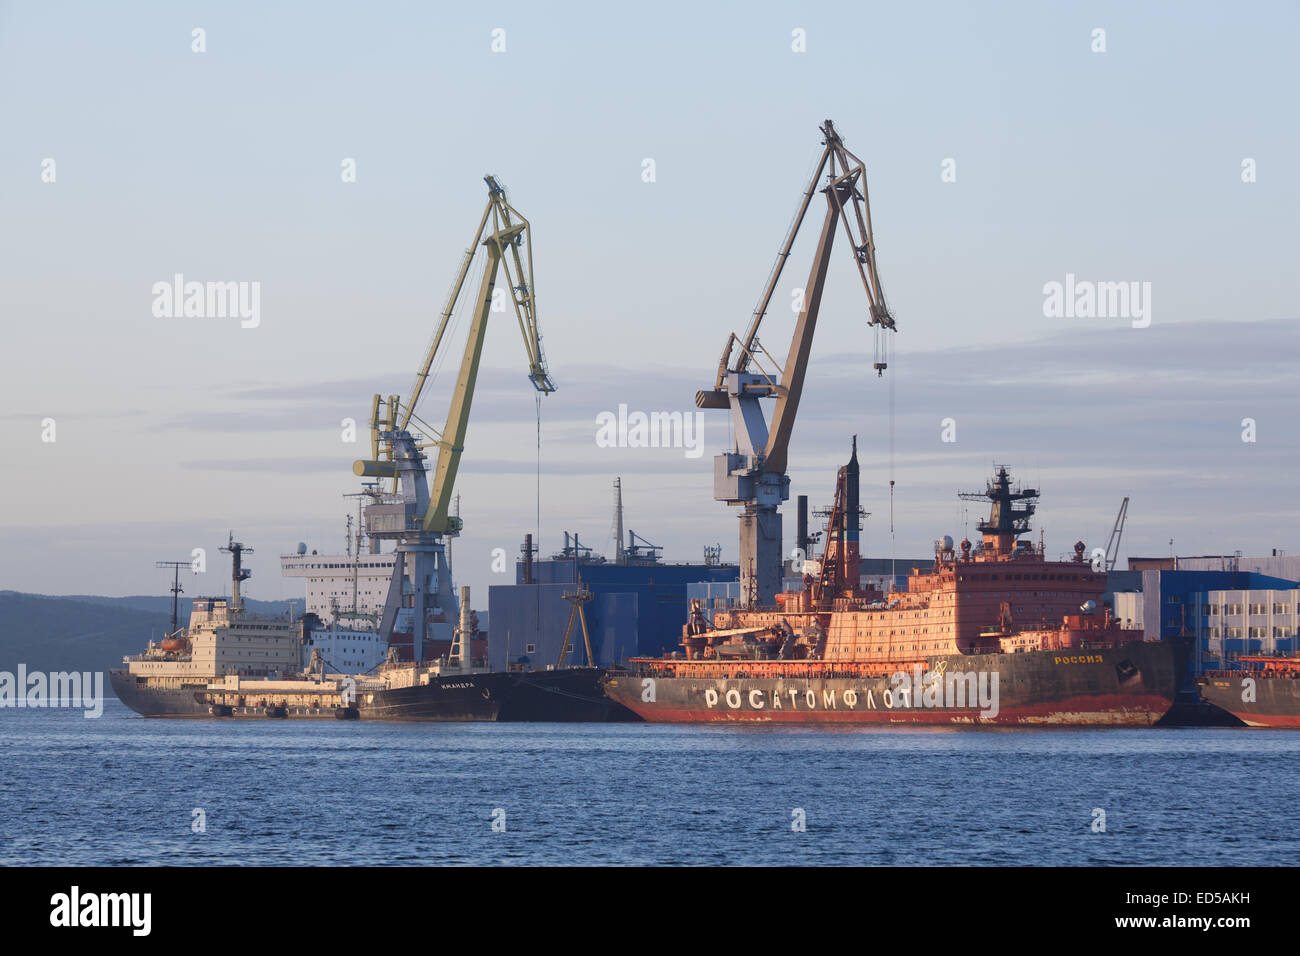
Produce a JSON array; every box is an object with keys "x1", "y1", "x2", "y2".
[
  {"x1": 1108, "y1": 566, "x2": 1300, "y2": 674},
  {"x1": 487, "y1": 540, "x2": 738, "y2": 670}
]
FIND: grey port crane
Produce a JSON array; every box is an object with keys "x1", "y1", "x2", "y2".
[{"x1": 694, "y1": 119, "x2": 897, "y2": 606}]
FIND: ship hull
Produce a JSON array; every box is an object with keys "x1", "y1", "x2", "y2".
[
  {"x1": 113, "y1": 666, "x2": 637, "y2": 722},
  {"x1": 1197, "y1": 675, "x2": 1300, "y2": 728},
  {"x1": 358, "y1": 672, "x2": 505, "y2": 721},
  {"x1": 603, "y1": 639, "x2": 1188, "y2": 727},
  {"x1": 110, "y1": 670, "x2": 212, "y2": 717},
  {"x1": 497, "y1": 668, "x2": 639, "y2": 722},
  {"x1": 359, "y1": 668, "x2": 638, "y2": 722},
  {"x1": 110, "y1": 670, "x2": 354, "y2": 719}
]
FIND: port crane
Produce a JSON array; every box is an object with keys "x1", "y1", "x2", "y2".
[
  {"x1": 352, "y1": 176, "x2": 555, "y2": 665},
  {"x1": 1104, "y1": 496, "x2": 1130, "y2": 572},
  {"x1": 695, "y1": 120, "x2": 896, "y2": 605}
]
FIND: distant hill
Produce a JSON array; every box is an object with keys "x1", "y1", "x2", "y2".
[
  {"x1": 60, "y1": 594, "x2": 295, "y2": 619},
  {"x1": 0, "y1": 592, "x2": 295, "y2": 674}
]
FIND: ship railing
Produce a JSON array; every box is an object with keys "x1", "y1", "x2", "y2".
[{"x1": 1202, "y1": 666, "x2": 1299, "y2": 678}]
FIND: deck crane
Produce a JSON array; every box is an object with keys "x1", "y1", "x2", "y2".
[
  {"x1": 694, "y1": 120, "x2": 897, "y2": 605},
  {"x1": 351, "y1": 175, "x2": 555, "y2": 665}
]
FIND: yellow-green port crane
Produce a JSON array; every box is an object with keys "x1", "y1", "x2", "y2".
[
  {"x1": 353, "y1": 175, "x2": 556, "y2": 536},
  {"x1": 349, "y1": 176, "x2": 555, "y2": 667}
]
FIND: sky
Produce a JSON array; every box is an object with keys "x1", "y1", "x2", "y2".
[{"x1": 0, "y1": 1, "x2": 1297, "y2": 607}]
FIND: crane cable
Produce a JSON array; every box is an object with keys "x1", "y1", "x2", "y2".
[
  {"x1": 888, "y1": 332, "x2": 896, "y2": 591},
  {"x1": 534, "y1": 390, "x2": 542, "y2": 636}
]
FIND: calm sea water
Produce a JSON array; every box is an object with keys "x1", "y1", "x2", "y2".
[{"x1": 2, "y1": 698, "x2": 1296, "y2": 866}]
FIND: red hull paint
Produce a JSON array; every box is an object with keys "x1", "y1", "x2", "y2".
[{"x1": 1217, "y1": 711, "x2": 1300, "y2": 729}]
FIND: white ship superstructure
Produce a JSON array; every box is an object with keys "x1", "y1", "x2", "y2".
[
  {"x1": 300, "y1": 623, "x2": 388, "y2": 673},
  {"x1": 280, "y1": 488, "x2": 458, "y2": 666},
  {"x1": 123, "y1": 595, "x2": 302, "y2": 686},
  {"x1": 280, "y1": 546, "x2": 395, "y2": 625}
]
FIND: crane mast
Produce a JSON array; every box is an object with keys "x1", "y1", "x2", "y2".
[{"x1": 695, "y1": 120, "x2": 896, "y2": 606}]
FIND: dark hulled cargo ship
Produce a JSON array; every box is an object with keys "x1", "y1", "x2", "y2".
[
  {"x1": 1197, "y1": 656, "x2": 1300, "y2": 727},
  {"x1": 356, "y1": 665, "x2": 627, "y2": 721},
  {"x1": 604, "y1": 450, "x2": 1189, "y2": 726}
]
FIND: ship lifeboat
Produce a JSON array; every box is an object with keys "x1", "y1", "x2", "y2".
[{"x1": 160, "y1": 636, "x2": 188, "y2": 652}]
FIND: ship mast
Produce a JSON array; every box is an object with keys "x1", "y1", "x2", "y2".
[
  {"x1": 810, "y1": 438, "x2": 864, "y2": 606},
  {"x1": 958, "y1": 467, "x2": 1038, "y2": 558},
  {"x1": 155, "y1": 560, "x2": 190, "y2": 637},
  {"x1": 220, "y1": 532, "x2": 253, "y2": 613}
]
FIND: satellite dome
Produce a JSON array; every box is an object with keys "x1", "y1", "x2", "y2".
[{"x1": 297, "y1": 542, "x2": 308, "y2": 555}]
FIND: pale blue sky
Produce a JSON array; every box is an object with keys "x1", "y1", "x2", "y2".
[{"x1": 1, "y1": 1, "x2": 1296, "y2": 602}]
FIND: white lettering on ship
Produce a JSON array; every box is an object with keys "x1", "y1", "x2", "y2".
[{"x1": 699, "y1": 672, "x2": 999, "y2": 718}]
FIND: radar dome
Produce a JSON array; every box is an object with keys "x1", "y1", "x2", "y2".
[{"x1": 297, "y1": 542, "x2": 307, "y2": 555}]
